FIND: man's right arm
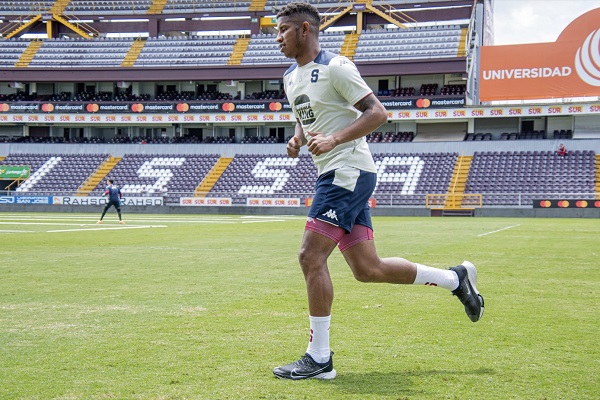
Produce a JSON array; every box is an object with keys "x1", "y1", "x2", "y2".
[{"x1": 287, "y1": 120, "x2": 307, "y2": 158}]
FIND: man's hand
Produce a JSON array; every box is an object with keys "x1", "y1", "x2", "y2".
[
  {"x1": 287, "y1": 135, "x2": 303, "y2": 158},
  {"x1": 307, "y1": 131, "x2": 337, "y2": 156}
]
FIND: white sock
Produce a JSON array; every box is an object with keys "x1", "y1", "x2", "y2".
[
  {"x1": 306, "y1": 315, "x2": 331, "y2": 363},
  {"x1": 413, "y1": 263, "x2": 459, "y2": 291}
]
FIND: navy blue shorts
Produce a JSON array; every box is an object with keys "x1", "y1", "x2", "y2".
[
  {"x1": 308, "y1": 166, "x2": 376, "y2": 233},
  {"x1": 104, "y1": 199, "x2": 121, "y2": 211}
]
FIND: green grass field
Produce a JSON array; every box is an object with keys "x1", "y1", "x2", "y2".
[{"x1": 0, "y1": 213, "x2": 598, "y2": 399}]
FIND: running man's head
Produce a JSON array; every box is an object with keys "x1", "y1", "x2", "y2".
[
  {"x1": 276, "y1": 2, "x2": 321, "y2": 62},
  {"x1": 276, "y1": 2, "x2": 320, "y2": 32},
  {"x1": 108, "y1": 179, "x2": 114, "y2": 185}
]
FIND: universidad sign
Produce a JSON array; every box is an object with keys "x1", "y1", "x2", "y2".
[{"x1": 480, "y1": 7, "x2": 600, "y2": 101}]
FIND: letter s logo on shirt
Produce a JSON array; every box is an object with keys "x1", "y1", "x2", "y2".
[{"x1": 311, "y1": 69, "x2": 319, "y2": 83}]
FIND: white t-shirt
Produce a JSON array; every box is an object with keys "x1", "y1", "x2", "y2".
[{"x1": 283, "y1": 50, "x2": 377, "y2": 176}]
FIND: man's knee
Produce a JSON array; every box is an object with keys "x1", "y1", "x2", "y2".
[
  {"x1": 298, "y1": 245, "x2": 318, "y2": 269},
  {"x1": 297, "y1": 245, "x2": 330, "y2": 275},
  {"x1": 351, "y1": 266, "x2": 381, "y2": 283}
]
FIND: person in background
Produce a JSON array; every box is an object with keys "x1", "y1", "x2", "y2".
[
  {"x1": 272, "y1": 2, "x2": 484, "y2": 381},
  {"x1": 160, "y1": 185, "x2": 168, "y2": 205},
  {"x1": 97, "y1": 179, "x2": 125, "y2": 224},
  {"x1": 557, "y1": 143, "x2": 567, "y2": 157}
]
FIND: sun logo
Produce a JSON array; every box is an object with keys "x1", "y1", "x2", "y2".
[{"x1": 574, "y1": 29, "x2": 600, "y2": 86}]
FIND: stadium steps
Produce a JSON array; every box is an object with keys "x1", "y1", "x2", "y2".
[
  {"x1": 194, "y1": 157, "x2": 234, "y2": 197},
  {"x1": 228, "y1": 37, "x2": 250, "y2": 65},
  {"x1": 457, "y1": 28, "x2": 468, "y2": 57},
  {"x1": 596, "y1": 154, "x2": 600, "y2": 199},
  {"x1": 15, "y1": 40, "x2": 43, "y2": 68},
  {"x1": 320, "y1": 5, "x2": 353, "y2": 31},
  {"x1": 248, "y1": 0, "x2": 267, "y2": 12},
  {"x1": 52, "y1": 14, "x2": 95, "y2": 39},
  {"x1": 49, "y1": 0, "x2": 70, "y2": 14},
  {"x1": 365, "y1": 4, "x2": 408, "y2": 29},
  {"x1": 444, "y1": 155, "x2": 472, "y2": 209},
  {"x1": 146, "y1": 0, "x2": 168, "y2": 14},
  {"x1": 3, "y1": 14, "x2": 42, "y2": 40},
  {"x1": 121, "y1": 39, "x2": 147, "y2": 67},
  {"x1": 432, "y1": 209, "x2": 474, "y2": 217},
  {"x1": 340, "y1": 32, "x2": 360, "y2": 60},
  {"x1": 76, "y1": 156, "x2": 122, "y2": 196}
]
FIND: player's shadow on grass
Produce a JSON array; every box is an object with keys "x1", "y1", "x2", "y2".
[{"x1": 330, "y1": 368, "x2": 495, "y2": 396}]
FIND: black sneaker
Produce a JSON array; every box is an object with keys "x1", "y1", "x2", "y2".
[
  {"x1": 273, "y1": 352, "x2": 336, "y2": 380},
  {"x1": 449, "y1": 261, "x2": 484, "y2": 322}
]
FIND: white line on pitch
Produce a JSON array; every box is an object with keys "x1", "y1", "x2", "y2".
[
  {"x1": 241, "y1": 219, "x2": 286, "y2": 224},
  {"x1": 0, "y1": 221, "x2": 91, "y2": 226},
  {"x1": 47, "y1": 225, "x2": 167, "y2": 233},
  {"x1": 240, "y1": 215, "x2": 301, "y2": 219},
  {"x1": 477, "y1": 224, "x2": 521, "y2": 237}
]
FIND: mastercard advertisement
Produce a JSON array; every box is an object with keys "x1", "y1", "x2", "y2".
[
  {"x1": 480, "y1": 8, "x2": 600, "y2": 101},
  {"x1": 534, "y1": 199, "x2": 600, "y2": 209}
]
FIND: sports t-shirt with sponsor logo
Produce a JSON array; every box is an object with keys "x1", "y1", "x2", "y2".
[
  {"x1": 283, "y1": 50, "x2": 377, "y2": 176},
  {"x1": 104, "y1": 184, "x2": 122, "y2": 202}
]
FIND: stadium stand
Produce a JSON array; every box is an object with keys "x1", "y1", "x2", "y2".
[
  {"x1": 1, "y1": 153, "x2": 108, "y2": 194},
  {"x1": 63, "y1": 1, "x2": 153, "y2": 15},
  {"x1": 373, "y1": 152, "x2": 458, "y2": 206},
  {"x1": 353, "y1": 26, "x2": 463, "y2": 62},
  {"x1": 465, "y1": 150, "x2": 597, "y2": 206},
  {"x1": 135, "y1": 36, "x2": 237, "y2": 67},
  {"x1": 241, "y1": 31, "x2": 345, "y2": 65},
  {"x1": 27, "y1": 38, "x2": 133, "y2": 68},
  {"x1": 208, "y1": 154, "x2": 315, "y2": 204},
  {"x1": 0, "y1": 39, "x2": 31, "y2": 67},
  {"x1": 0, "y1": 0, "x2": 598, "y2": 216},
  {"x1": 89, "y1": 154, "x2": 220, "y2": 203},
  {"x1": 1, "y1": 148, "x2": 598, "y2": 208}
]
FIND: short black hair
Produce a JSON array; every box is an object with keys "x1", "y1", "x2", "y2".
[
  {"x1": 108, "y1": 179, "x2": 114, "y2": 184},
  {"x1": 276, "y1": 2, "x2": 320, "y2": 34}
]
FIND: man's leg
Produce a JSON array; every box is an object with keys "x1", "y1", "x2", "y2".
[
  {"x1": 340, "y1": 226, "x2": 484, "y2": 322},
  {"x1": 273, "y1": 229, "x2": 339, "y2": 380},
  {"x1": 341, "y1": 235, "x2": 450, "y2": 286},
  {"x1": 97, "y1": 204, "x2": 110, "y2": 223},
  {"x1": 115, "y1": 203, "x2": 124, "y2": 224},
  {"x1": 298, "y1": 229, "x2": 338, "y2": 316}
]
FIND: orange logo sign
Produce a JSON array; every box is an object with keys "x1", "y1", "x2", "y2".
[{"x1": 480, "y1": 8, "x2": 600, "y2": 101}]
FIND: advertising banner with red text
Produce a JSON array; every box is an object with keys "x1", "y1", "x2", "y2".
[
  {"x1": 246, "y1": 198, "x2": 301, "y2": 207},
  {"x1": 179, "y1": 197, "x2": 232, "y2": 206},
  {"x1": 480, "y1": 8, "x2": 600, "y2": 101}
]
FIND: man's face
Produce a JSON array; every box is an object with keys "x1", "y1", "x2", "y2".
[{"x1": 276, "y1": 17, "x2": 302, "y2": 59}]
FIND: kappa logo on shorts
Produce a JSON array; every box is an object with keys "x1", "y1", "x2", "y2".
[{"x1": 322, "y1": 209, "x2": 338, "y2": 221}]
